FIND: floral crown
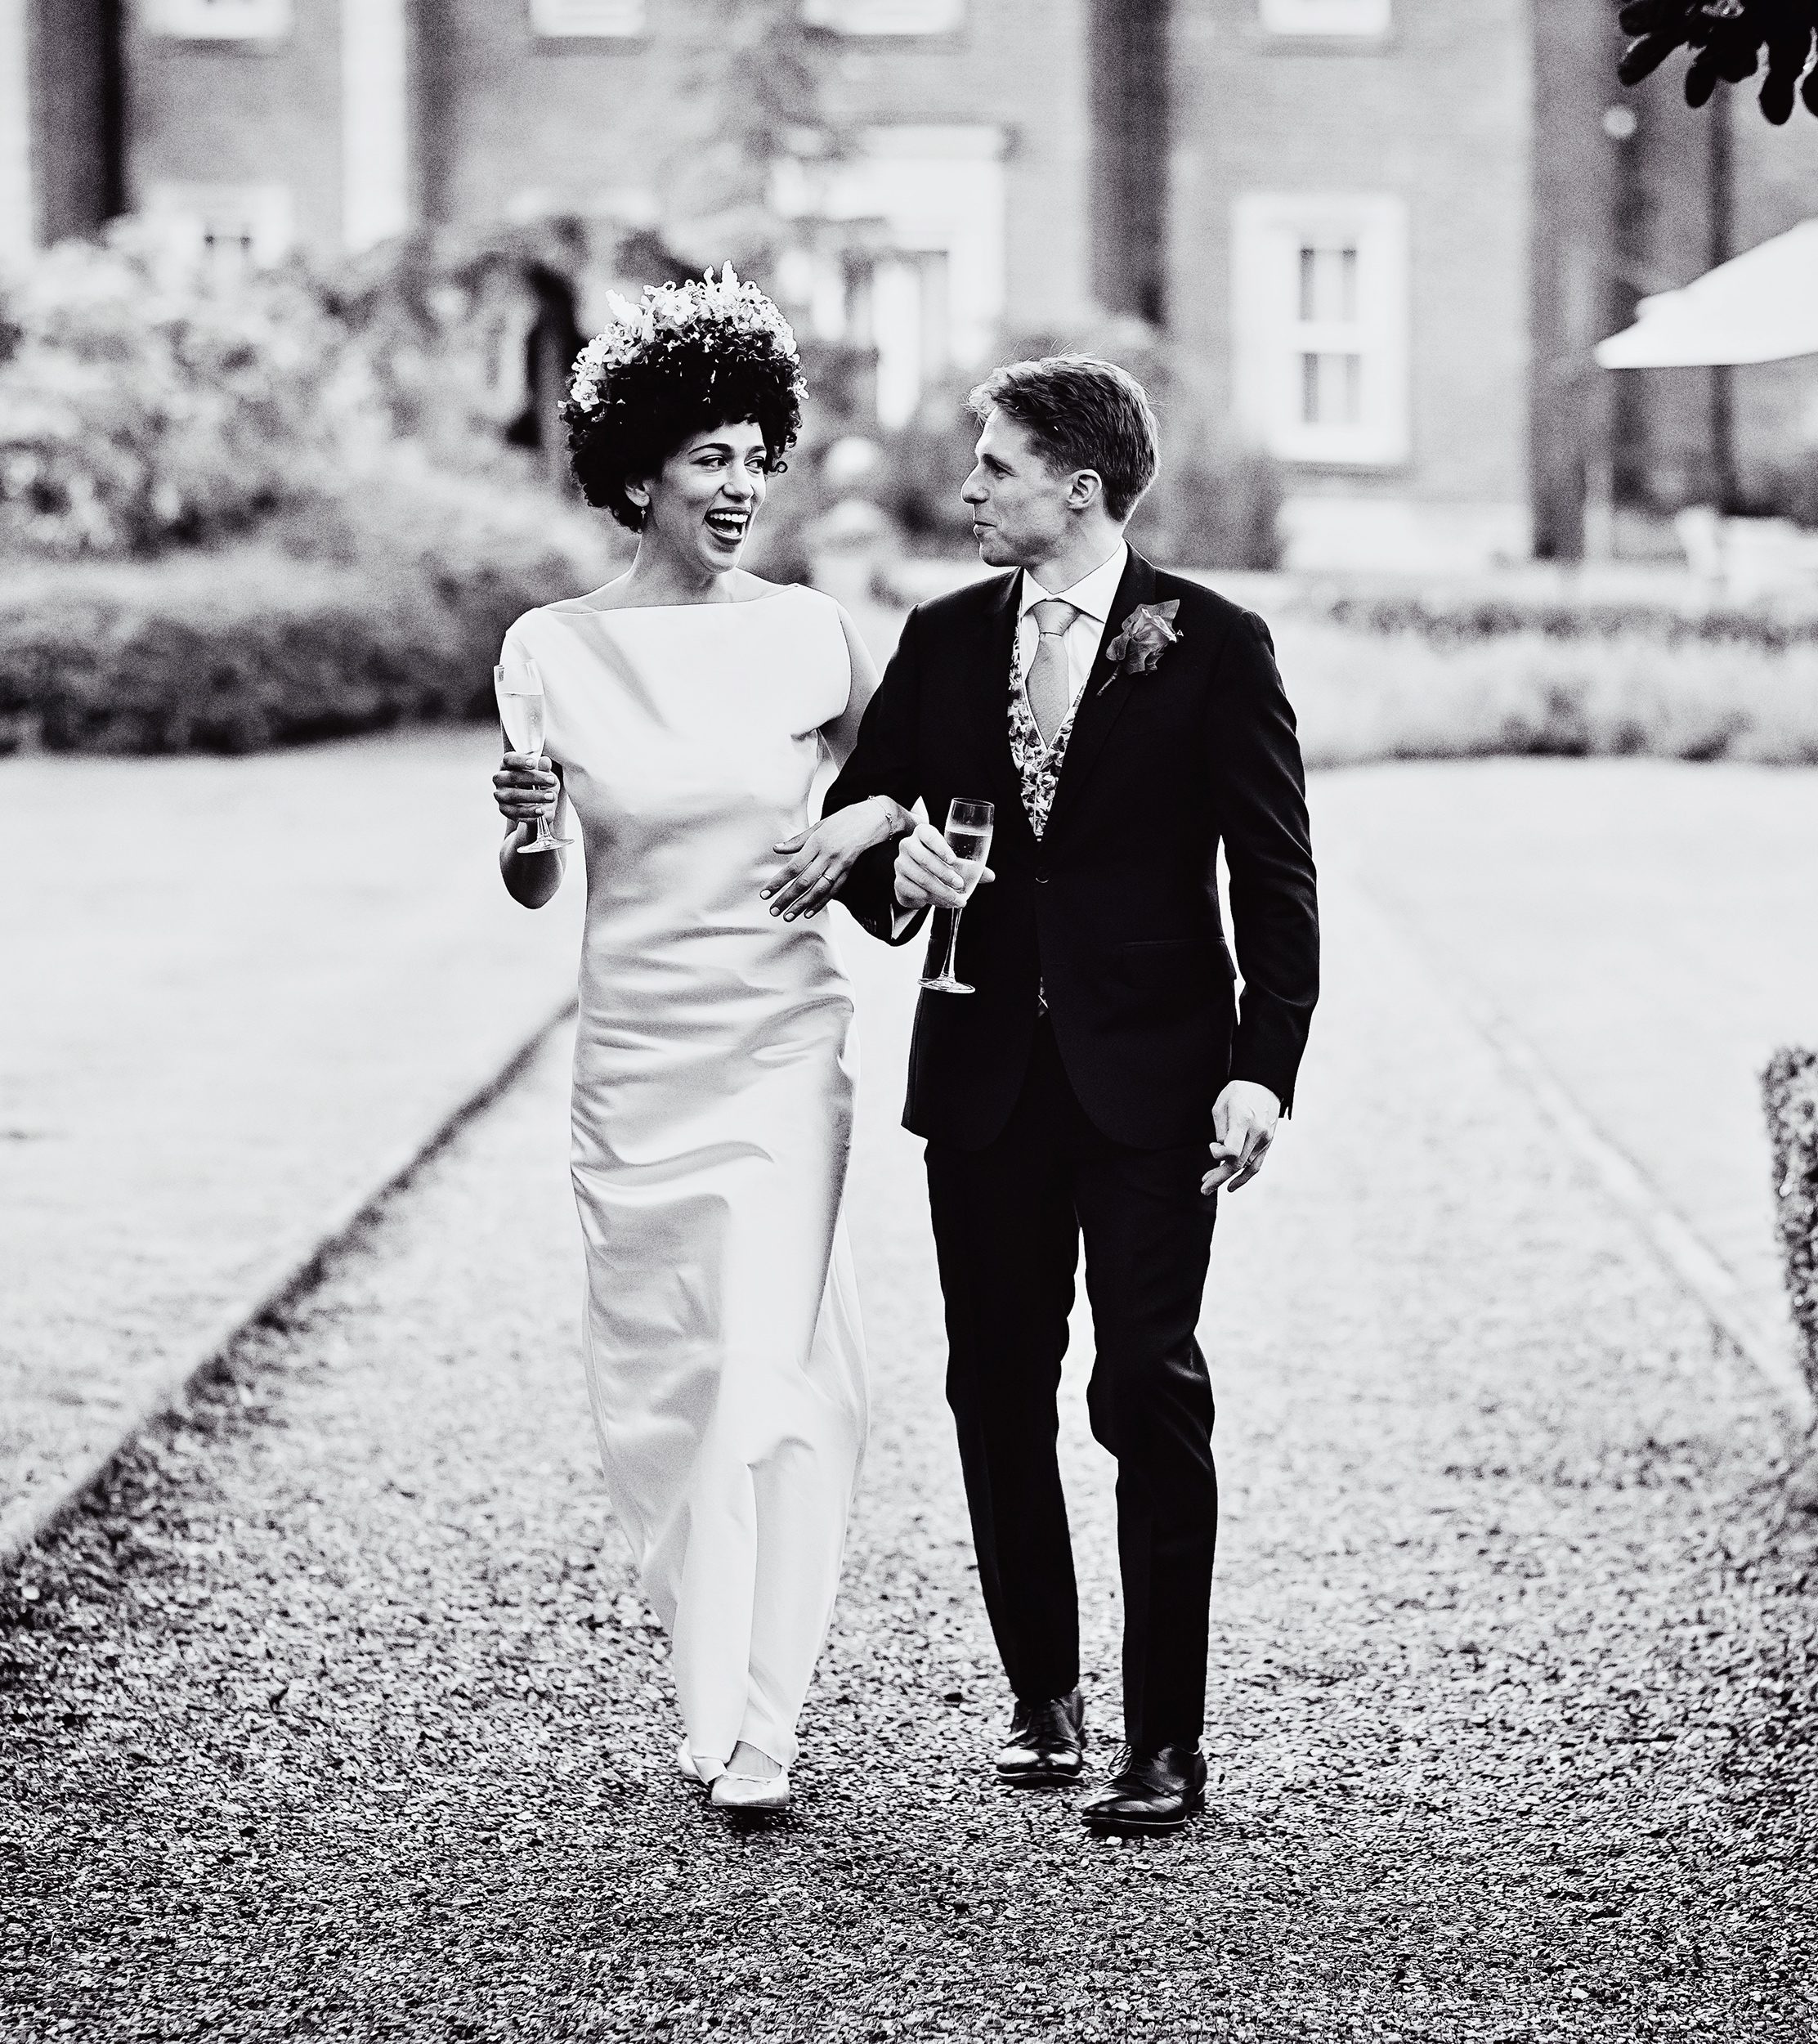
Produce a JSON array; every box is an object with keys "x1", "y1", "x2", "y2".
[{"x1": 565, "y1": 264, "x2": 804, "y2": 424}]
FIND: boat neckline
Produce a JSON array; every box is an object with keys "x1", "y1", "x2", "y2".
[{"x1": 560, "y1": 584, "x2": 809, "y2": 616}]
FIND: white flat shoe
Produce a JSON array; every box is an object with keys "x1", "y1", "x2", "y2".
[
  {"x1": 676, "y1": 1738, "x2": 723, "y2": 1785},
  {"x1": 709, "y1": 1766, "x2": 790, "y2": 1813}
]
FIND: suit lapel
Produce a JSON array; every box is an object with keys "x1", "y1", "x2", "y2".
[{"x1": 1041, "y1": 549, "x2": 1157, "y2": 843}]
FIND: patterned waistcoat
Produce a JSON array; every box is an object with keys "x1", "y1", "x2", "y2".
[{"x1": 1007, "y1": 652, "x2": 1084, "y2": 843}]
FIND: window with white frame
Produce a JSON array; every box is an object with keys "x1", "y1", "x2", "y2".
[
  {"x1": 141, "y1": 182, "x2": 294, "y2": 274},
  {"x1": 142, "y1": 0, "x2": 291, "y2": 38},
  {"x1": 1231, "y1": 194, "x2": 1409, "y2": 466},
  {"x1": 528, "y1": 0, "x2": 644, "y2": 36},
  {"x1": 772, "y1": 125, "x2": 1004, "y2": 428},
  {"x1": 1259, "y1": 0, "x2": 1390, "y2": 36},
  {"x1": 800, "y1": 0, "x2": 965, "y2": 33}
]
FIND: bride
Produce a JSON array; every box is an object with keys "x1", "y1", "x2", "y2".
[{"x1": 491, "y1": 269, "x2": 907, "y2": 1814}]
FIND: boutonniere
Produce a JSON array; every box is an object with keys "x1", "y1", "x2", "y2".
[{"x1": 1099, "y1": 600, "x2": 1182, "y2": 693}]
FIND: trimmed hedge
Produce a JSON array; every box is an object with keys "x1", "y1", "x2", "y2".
[
  {"x1": 1313, "y1": 589, "x2": 1818, "y2": 652},
  {"x1": 0, "y1": 467, "x2": 619, "y2": 755},
  {"x1": 1764, "y1": 1048, "x2": 1818, "y2": 1405},
  {"x1": 1277, "y1": 616, "x2": 1818, "y2": 769}
]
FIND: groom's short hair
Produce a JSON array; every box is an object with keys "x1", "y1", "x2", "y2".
[{"x1": 966, "y1": 355, "x2": 1158, "y2": 522}]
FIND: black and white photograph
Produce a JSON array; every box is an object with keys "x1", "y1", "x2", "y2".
[{"x1": 3, "y1": 2, "x2": 1817, "y2": 2037}]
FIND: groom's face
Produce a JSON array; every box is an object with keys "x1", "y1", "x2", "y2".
[{"x1": 960, "y1": 410, "x2": 1077, "y2": 571}]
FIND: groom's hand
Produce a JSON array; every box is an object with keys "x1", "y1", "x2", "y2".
[
  {"x1": 893, "y1": 820, "x2": 994, "y2": 912},
  {"x1": 1203, "y1": 1081, "x2": 1281, "y2": 1195}
]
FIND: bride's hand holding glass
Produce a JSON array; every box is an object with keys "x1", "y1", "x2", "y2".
[
  {"x1": 492, "y1": 751, "x2": 562, "y2": 836},
  {"x1": 492, "y1": 660, "x2": 571, "y2": 855}
]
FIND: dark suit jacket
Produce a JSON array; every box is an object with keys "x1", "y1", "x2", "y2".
[{"x1": 825, "y1": 549, "x2": 1319, "y2": 1152}]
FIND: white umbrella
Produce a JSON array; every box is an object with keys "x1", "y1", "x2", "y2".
[{"x1": 1595, "y1": 217, "x2": 1818, "y2": 368}]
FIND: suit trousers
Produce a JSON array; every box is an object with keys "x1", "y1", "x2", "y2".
[{"x1": 925, "y1": 1019, "x2": 1220, "y2": 1752}]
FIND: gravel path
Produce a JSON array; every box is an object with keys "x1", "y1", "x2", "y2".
[{"x1": 4, "y1": 883, "x2": 1816, "y2": 2042}]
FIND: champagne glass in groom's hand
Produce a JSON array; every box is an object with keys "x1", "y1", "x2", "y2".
[
  {"x1": 918, "y1": 798, "x2": 995, "y2": 995},
  {"x1": 494, "y1": 659, "x2": 571, "y2": 856}
]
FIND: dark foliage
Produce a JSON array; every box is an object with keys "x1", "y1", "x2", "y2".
[
  {"x1": 0, "y1": 476, "x2": 607, "y2": 756},
  {"x1": 1617, "y1": 0, "x2": 1818, "y2": 124}
]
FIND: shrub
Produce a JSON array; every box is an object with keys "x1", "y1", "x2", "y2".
[
  {"x1": 1263, "y1": 613, "x2": 1818, "y2": 769},
  {"x1": 1128, "y1": 430, "x2": 1284, "y2": 573},
  {"x1": 1311, "y1": 588, "x2": 1818, "y2": 652},
  {"x1": 0, "y1": 222, "x2": 369, "y2": 558},
  {"x1": 1762, "y1": 1049, "x2": 1818, "y2": 1404},
  {"x1": 0, "y1": 460, "x2": 620, "y2": 755},
  {"x1": 1741, "y1": 458, "x2": 1818, "y2": 531}
]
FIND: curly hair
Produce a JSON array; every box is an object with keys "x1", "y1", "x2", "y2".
[{"x1": 562, "y1": 324, "x2": 804, "y2": 531}]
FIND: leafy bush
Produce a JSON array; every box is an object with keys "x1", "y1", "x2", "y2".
[
  {"x1": 0, "y1": 460, "x2": 619, "y2": 755},
  {"x1": 1762, "y1": 1049, "x2": 1818, "y2": 1404},
  {"x1": 0, "y1": 222, "x2": 370, "y2": 558},
  {"x1": 1308, "y1": 587, "x2": 1818, "y2": 650},
  {"x1": 1740, "y1": 458, "x2": 1818, "y2": 532},
  {"x1": 1130, "y1": 431, "x2": 1284, "y2": 574},
  {"x1": 1271, "y1": 612, "x2": 1818, "y2": 769}
]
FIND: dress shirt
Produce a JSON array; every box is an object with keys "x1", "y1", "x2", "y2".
[{"x1": 1013, "y1": 542, "x2": 1130, "y2": 711}]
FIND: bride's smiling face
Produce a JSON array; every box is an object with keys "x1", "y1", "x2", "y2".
[{"x1": 629, "y1": 419, "x2": 771, "y2": 577}]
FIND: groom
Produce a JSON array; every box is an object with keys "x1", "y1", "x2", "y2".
[{"x1": 823, "y1": 356, "x2": 1319, "y2": 1835}]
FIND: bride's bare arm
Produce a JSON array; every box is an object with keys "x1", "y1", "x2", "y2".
[
  {"x1": 820, "y1": 607, "x2": 883, "y2": 771},
  {"x1": 763, "y1": 603, "x2": 911, "y2": 921}
]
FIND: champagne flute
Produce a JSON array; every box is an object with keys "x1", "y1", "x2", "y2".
[
  {"x1": 495, "y1": 658, "x2": 571, "y2": 856},
  {"x1": 919, "y1": 797, "x2": 995, "y2": 995}
]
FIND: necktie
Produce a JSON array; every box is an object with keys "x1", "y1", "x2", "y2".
[{"x1": 1025, "y1": 598, "x2": 1078, "y2": 749}]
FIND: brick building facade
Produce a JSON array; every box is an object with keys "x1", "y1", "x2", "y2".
[{"x1": 6, "y1": 0, "x2": 1817, "y2": 567}]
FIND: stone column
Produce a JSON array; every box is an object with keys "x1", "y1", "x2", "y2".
[{"x1": 341, "y1": 0, "x2": 410, "y2": 252}]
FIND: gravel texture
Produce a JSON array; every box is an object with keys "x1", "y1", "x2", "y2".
[{"x1": 3, "y1": 881, "x2": 1816, "y2": 2042}]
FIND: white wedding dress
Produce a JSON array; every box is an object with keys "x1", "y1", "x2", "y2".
[{"x1": 500, "y1": 585, "x2": 867, "y2": 1774}]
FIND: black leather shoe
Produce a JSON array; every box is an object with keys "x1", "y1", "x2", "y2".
[
  {"x1": 1078, "y1": 1742, "x2": 1207, "y2": 1834},
  {"x1": 994, "y1": 1688, "x2": 1086, "y2": 1787}
]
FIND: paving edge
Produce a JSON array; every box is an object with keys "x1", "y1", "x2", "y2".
[
  {"x1": 1351, "y1": 880, "x2": 1814, "y2": 1423},
  {"x1": 0, "y1": 994, "x2": 579, "y2": 1569}
]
